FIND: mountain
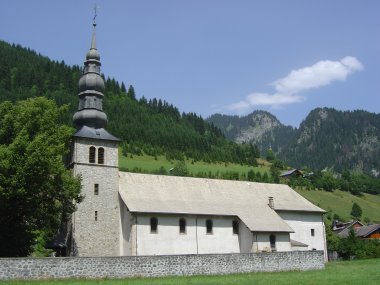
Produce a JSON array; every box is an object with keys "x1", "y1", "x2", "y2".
[
  {"x1": 207, "y1": 109, "x2": 380, "y2": 174},
  {"x1": 281, "y1": 108, "x2": 380, "y2": 173},
  {"x1": 207, "y1": 111, "x2": 295, "y2": 155}
]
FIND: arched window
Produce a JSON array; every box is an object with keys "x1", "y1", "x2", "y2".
[
  {"x1": 89, "y1": 146, "x2": 96, "y2": 163},
  {"x1": 98, "y1": 147, "x2": 104, "y2": 164},
  {"x1": 150, "y1": 217, "x2": 158, "y2": 233},
  {"x1": 232, "y1": 220, "x2": 239, "y2": 235},
  {"x1": 206, "y1": 219, "x2": 213, "y2": 234},
  {"x1": 179, "y1": 218, "x2": 186, "y2": 234},
  {"x1": 270, "y1": 234, "x2": 276, "y2": 251}
]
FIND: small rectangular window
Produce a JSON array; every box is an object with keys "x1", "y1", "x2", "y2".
[
  {"x1": 206, "y1": 219, "x2": 213, "y2": 234},
  {"x1": 179, "y1": 218, "x2": 186, "y2": 234},
  {"x1": 232, "y1": 220, "x2": 239, "y2": 235},
  {"x1": 95, "y1": 211, "x2": 98, "y2": 221},
  {"x1": 311, "y1": 229, "x2": 315, "y2": 236},
  {"x1": 150, "y1": 217, "x2": 158, "y2": 233},
  {"x1": 94, "y1": 184, "x2": 99, "y2": 195}
]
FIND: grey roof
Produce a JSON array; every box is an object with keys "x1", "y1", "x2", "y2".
[
  {"x1": 356, "y1": 224, "x2": 380, "y2": 237},
  {"x1": 74, "y1": 126, "x2": 120, "y2": 141},
  {"x1": 340, "y1": 223, "x2": 380, "y2": 238},
  {"x1": 280, "y1": 169, "x2": 303, "y2": 177},
  {"x1": 119, "y1": 172, "x2": 325, "y2": 233}
]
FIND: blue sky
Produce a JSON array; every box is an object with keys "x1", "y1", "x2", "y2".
[{"x1": 1, "y1": 0, "x2": 379, "y2": 127}]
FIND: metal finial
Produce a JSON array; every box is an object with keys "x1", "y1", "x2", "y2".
[{"x1": 93, "y1": 4, "x2": 99, "y2": 27}]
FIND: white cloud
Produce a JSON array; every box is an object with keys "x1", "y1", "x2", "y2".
[
  {"x1": 227, "y1": 56, "x2": 363, "y2": 113},
  {"x1": 273, "y1": 56, "x2": 363, "y2": 95}
]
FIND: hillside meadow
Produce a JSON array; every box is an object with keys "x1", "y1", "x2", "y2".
[
  {"x1": 119, "y1": 153, "x2": 270, "y2": 177},
  {"x1": 1, "y1": 259, "x2": 379, "y2": 285},
  {"x1": 295, "y1": 188, "x2": 380, "y2": 223}
]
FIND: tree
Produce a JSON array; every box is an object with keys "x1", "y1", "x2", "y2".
[
  {"x1": 0, "y1": 98, "x2": 82, "y2": 257},
  {"x1": 171, "y1": 161, "x2": 189, "y2": 177},
  {"x1": 127, "y1": 85, "x2": 136, "y2": 100},
  {"x1": 266, "y1": 148, "x2": 275, "y2": 162},
  {"x1": 350, "y1": 202, "x2": 362, "y2": 220}
]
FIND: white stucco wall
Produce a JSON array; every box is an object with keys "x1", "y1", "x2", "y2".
[
  {"x1": 253, "y1": 232, "x2": 291, "y2": 252},
  {"x1": 197, "y1": 216, "x2": 240, "y2": 254},
  {"x1": 132, "y1": 214, "x2": 248, "y2": 255},
  {"x1": 277, "y1": 211, "x2": 327, "y2": 258},
  {"x1": 72, "y1": 138, "x2": 120, "y2": 257}
]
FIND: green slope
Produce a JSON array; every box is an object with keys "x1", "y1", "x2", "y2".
[
  {"x1": 119, "y1": 153, "x2": 270, "y2": 178},
  {"x1": 295, "y1": 188, "x2": 380, "y2": 223}
]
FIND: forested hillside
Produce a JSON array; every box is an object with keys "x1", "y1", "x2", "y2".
[
  {"x1": 208, "y1": 109, "x2": 380, "y2": 174},
  {"x1": 0, "y1": 40, "x2": 259, "y2": 165},
  {"x1": 282, "y1": 108, "x2": 380, "y2": 173}
]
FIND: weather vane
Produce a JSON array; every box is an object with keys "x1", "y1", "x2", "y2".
[{"x1": 93, "y1": 4, "x2": 99, "y2": 27}]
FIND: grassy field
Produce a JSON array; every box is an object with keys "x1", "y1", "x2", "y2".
[
  {"x1": 295, "y1": 188, "x2": 380, "y2": 223},
  {"x1": 1, "y1": 259, "x2": 379, "y2": 285},
  {"x1": 119, "y1": 153, "x2": 270, "y2": 177}
]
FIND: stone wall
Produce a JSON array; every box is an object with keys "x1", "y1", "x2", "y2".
[{"x1": 0, "y1": 251, "x2": 325, "y2": 280}]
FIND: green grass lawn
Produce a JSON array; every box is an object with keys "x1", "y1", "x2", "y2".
[
  {"x1": 295, "y1": 188, "x2": 380, "y2": 223},
  {"x1": 1, "y1": 259, "x2": 379, "y2": 285},
  {"x1": 119, "y1": 153, "x2": 270, "y2": 177}
]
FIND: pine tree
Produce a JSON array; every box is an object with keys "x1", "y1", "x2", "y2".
[{"x1": 350, "y1": 202, "x2": 362, "y2": 220}]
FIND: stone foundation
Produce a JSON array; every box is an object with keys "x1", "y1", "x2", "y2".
[{"x1": 0, "y1": 251, "x2": 324, "y2": 280}]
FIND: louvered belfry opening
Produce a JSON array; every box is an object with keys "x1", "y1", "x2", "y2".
[
  {"x1": 89, "y1": 146, "x2": 96, "y2": 163},
  {"x1": 98, "y1": 147, "x2": 104, "y2": 164}
]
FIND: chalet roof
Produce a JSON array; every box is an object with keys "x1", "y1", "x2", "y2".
[
  {"x1": 280, "y1": 169, "x2": 303, "y2": 177},
  {"x1": 333, "y1": 220, "x2": 364, "y2": 236},
  {"x1": 356, "y1": 224, "x2": 380, "y2": 237},
  {"x1": 118, "y1": 172, "x2": 325, "y2": 233}
]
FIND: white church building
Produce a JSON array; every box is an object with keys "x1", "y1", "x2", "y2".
[{"x1": 68, "y1": 21, "x2": 327, "y2": 260}]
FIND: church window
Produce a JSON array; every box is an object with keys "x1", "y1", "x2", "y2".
[
  {"x1": 179, "y1": 218, "x2": 186, "y2": 234},
  {"x1": 89, "y1": 146, "x2": 96, "y2": 163},
  {"x1": 150, "y1": 217, "x2": 158, "y2": 233},
  {"x1": 95, "y1": 211, "x2": 98, "y2": 221},
  {"x1": 311, "y1": 229, "x2": 315, "y2": 236},
  {"x1": 270, "y1": 234, "x2": 276, "y2": 251},
  {"x1": 98, "y1": 147, "x2": 105, "y2": 164},
  {"x1": 94, "y1": 184, "x2": 99, "y2": 195},
  {"x1": 232, "y1": 220, "x2": 239, "y2": 235},
  {"x1": 206, "y1": 219, "x2": 213, "y2": 234}
]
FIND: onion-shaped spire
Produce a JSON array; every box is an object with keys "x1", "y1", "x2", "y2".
[{"x1": 73, "y1": 19, "x2": 107, "y2": 130}]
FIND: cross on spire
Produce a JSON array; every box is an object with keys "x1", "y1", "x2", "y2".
[{"x1": 93, "y1": 4, "x2": 99, "y2": 27}]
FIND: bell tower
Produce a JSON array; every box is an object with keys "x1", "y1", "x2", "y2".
[{"x1": 70, "y1": 14, "x2": 121, "y2": 256}]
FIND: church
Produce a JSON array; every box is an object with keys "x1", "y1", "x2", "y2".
[{"x1": 68, "y1": 21, "x2": 327, "y2": 260}]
